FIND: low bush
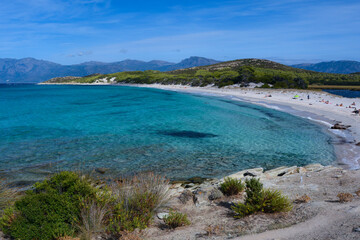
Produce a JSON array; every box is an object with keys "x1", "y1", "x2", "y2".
[
  {"x1": 163, "y1": 210, "x2": 190, "y2": 229},
  {"x1": 261, "y1": 189, "x2": 293, "y2": 213},
  {"x1": 0, "y1": 172, "x2": 170, "y2": 239},
  {"x1": 232, "y1": 178, "x2": 292, "y2": 218},
  {"x1": 220, "y1": 177, "x2": 245, "y2": 196},
  {"x1": 0, "y1": 171, "x2": 100, "y2": 240}
]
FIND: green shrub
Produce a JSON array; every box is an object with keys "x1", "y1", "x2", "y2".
[
  {"x1": 220, "y1": 177, "x2": 245, "y2": 196},
  {"x1": 0, "y1": 172, "x2": 170, "y2": 239},
  {"x1": 33, "y1": 171, "x2": 97, "y2": 204},
  {"x1": 6, "y1": 193, "x2": 78, "y2": 239},
  {"x1": 244, "y1": 178, "x2": 264, "y2": 206},
  {"x1": 163, "y1": 210, "x2": 190, "y2": 229},
  {"x1": 261, "y1": 83, "x2": 271, "y2": 88},
  {"x1": 261, "y1": 189, "x2": 292, "y2": 213},
  {"x1": 0, "y1": 171, "x2": 100, "y2": 240},
  {"x1": 231, "y1": 178, "x2": 292, "y2": 218}
]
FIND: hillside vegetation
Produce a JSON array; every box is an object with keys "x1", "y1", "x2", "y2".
[{"x1": 44, "y1": 58, "x2": 360, "y2": 89}]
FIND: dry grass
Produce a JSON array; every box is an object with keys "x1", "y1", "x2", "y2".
[
  {"x1": 78, "y1": 201, "x2": 109, "y2": 240},
  {"x1": 113, "y1": 172, "x2": 170, "y2": 212},
  {"x1": 337, "y1": 193, "x2": 354, "y2": 203},
  {"x1": 355, "y1": 189, "x2": 360, "y2": 197},
  {"x1": 204, "y1": 224, "x2": 225, "y2": 236},
  {"x1": 118, "y1": 230, "x2": 143, "y2": 240},
  {"x1": 294, "y1": 194, "x2": 311, "y2": 204},
  {"x1": 57, "y1": 237, "x2": 80, "y2": 240}
]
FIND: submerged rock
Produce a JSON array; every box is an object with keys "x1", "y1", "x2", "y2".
[
  {"x1": 158, "y1": 130, "x2": 218, "y2": 138},
  {"x1": 188, "y1": 176, "x2": 208, "y2": 184},
  {"x1": 95, "y1": 168, "x2": 109, "y2": 174}
]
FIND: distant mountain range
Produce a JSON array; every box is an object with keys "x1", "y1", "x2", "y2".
[
  {"x1": 291, "y1": 60, "x2": 360, "y2": 74},
  {"x1": 2, "y1": 57, "x2": 360, "y2": 83},
  {"x1": 0, "y1": 56, "x2": 220, "y2": 83}
]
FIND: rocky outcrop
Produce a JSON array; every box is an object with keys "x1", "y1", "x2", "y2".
[{"x1": 331, "y1": 123, "x2": 351, "y2": 130}]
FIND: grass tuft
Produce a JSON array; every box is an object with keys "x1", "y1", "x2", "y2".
[
  {"x1": 163, "y1": 210, "x2": 190, "y2": 229},
  {"x1": 220, "y1": 177, "x2": 245, "y2": 196}
]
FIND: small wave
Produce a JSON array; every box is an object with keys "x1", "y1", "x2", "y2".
[{"x1": 306, "y1": 117, "x2": 333, "y2": 128}]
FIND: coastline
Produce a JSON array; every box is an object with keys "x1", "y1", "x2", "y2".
[
  {"x1": 5, "y1": 83, "x2": 360, "y2": 239},
  {"x1": 38, "y1": 82, "x2": 360, "y2": 170},
  {"x1": 131, "y1": 84, "x2": 360, "y2": 170}
]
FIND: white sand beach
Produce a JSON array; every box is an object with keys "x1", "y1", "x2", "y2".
[{"x1": 134, "y1": 84, "x2": 360, "y2": 169}]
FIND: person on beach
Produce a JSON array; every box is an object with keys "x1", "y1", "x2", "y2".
[{"x1": 307, "y1": 95, "x2": 310, "y2": 100}]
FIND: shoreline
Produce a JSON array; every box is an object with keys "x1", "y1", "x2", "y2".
[
  {"x1": 38, "y1": 82, "x2": 360, "y2": 170},
  {"x1": 131, "y1": 84, "x2": 360, "y2": 170}
]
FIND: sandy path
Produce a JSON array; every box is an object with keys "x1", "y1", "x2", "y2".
[{"x1": 237, "y1": 201, "x2": 360, "y2": 240}]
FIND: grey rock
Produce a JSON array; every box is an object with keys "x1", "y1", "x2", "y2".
[
  {"x1": 179, "y1": 190, "x2": 194, "y2": 204},
  {"x1": 208, "y1": 188, "x2": 224, "y2": 200},
  {"x1": 193, "y1": 189, "x2": 209, "y2": 207}
]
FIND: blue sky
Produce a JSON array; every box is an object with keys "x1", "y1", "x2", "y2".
[{"x1": 1, "y1": 0, "x2": 359, "y2": 64}]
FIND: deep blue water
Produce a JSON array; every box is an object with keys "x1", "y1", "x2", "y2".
[
  {"x1": 323, "y1": 89, "x2": 360, "y2": 98},
  {"x1": 0, "y1": 84, "x2": 336, "y2": 183}
]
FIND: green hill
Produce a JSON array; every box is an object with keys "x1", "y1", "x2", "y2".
[{"x1": 44, "y1": 58, "x2": 360, "y2": 89}]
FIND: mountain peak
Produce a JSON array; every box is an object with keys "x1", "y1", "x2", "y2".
[{"x1": 291, "y1": 60, "x2": 360, "y2": 74}]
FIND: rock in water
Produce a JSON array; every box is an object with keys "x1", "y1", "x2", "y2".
[{"x1": 95, "y1": 168, "x2": 108, "y2": 174}]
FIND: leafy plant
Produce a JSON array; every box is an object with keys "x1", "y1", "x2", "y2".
[
  {"x1": 0, "y1": 171, "x2": 100, "y2": 240},
  {"x1": 163, "y1": 210, "x2": 190, "y2": 229},
  {"x1": 232, "y1": 178, "x2": 292, "y2": 218},
  {"x1": 219, "y1": 177, "x2": 245, "y2": 196},
  {"x1": 261, "y1": 189, "x2": 293, "y2": 213}
]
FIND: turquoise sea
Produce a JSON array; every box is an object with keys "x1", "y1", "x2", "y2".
[{"x1": 0, "y1": 84, "x2": 335, "y2": 184}]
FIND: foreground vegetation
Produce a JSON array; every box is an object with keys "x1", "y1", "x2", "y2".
[
  {"x1": 232, "y1": 178, "x2": 292, "y2": 218},
  {"x1": 0, "y1": 172, "x2": 293, "y2": 239},
  {"x1": 0, "y1": 172, "x2": 170, "y2": 240},
  {"x1": 45, "y1": 59, "x2": 360, "y2": 89}
]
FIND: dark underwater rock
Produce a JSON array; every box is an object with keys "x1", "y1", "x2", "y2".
[{"x1": 158, "y1": 130, "x2": 218, "y2": 138}]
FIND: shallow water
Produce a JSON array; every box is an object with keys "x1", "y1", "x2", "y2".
[{"x1": 0, "y1": 84, "x2": 336, "y2": 182}]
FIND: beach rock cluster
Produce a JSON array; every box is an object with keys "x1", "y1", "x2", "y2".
[
  {"x1": 331, "y1": 123, "x2": 351, "y2": 130},
  {"x1": 170, "y1": 163, "x2": 339, "y2": 209}
]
